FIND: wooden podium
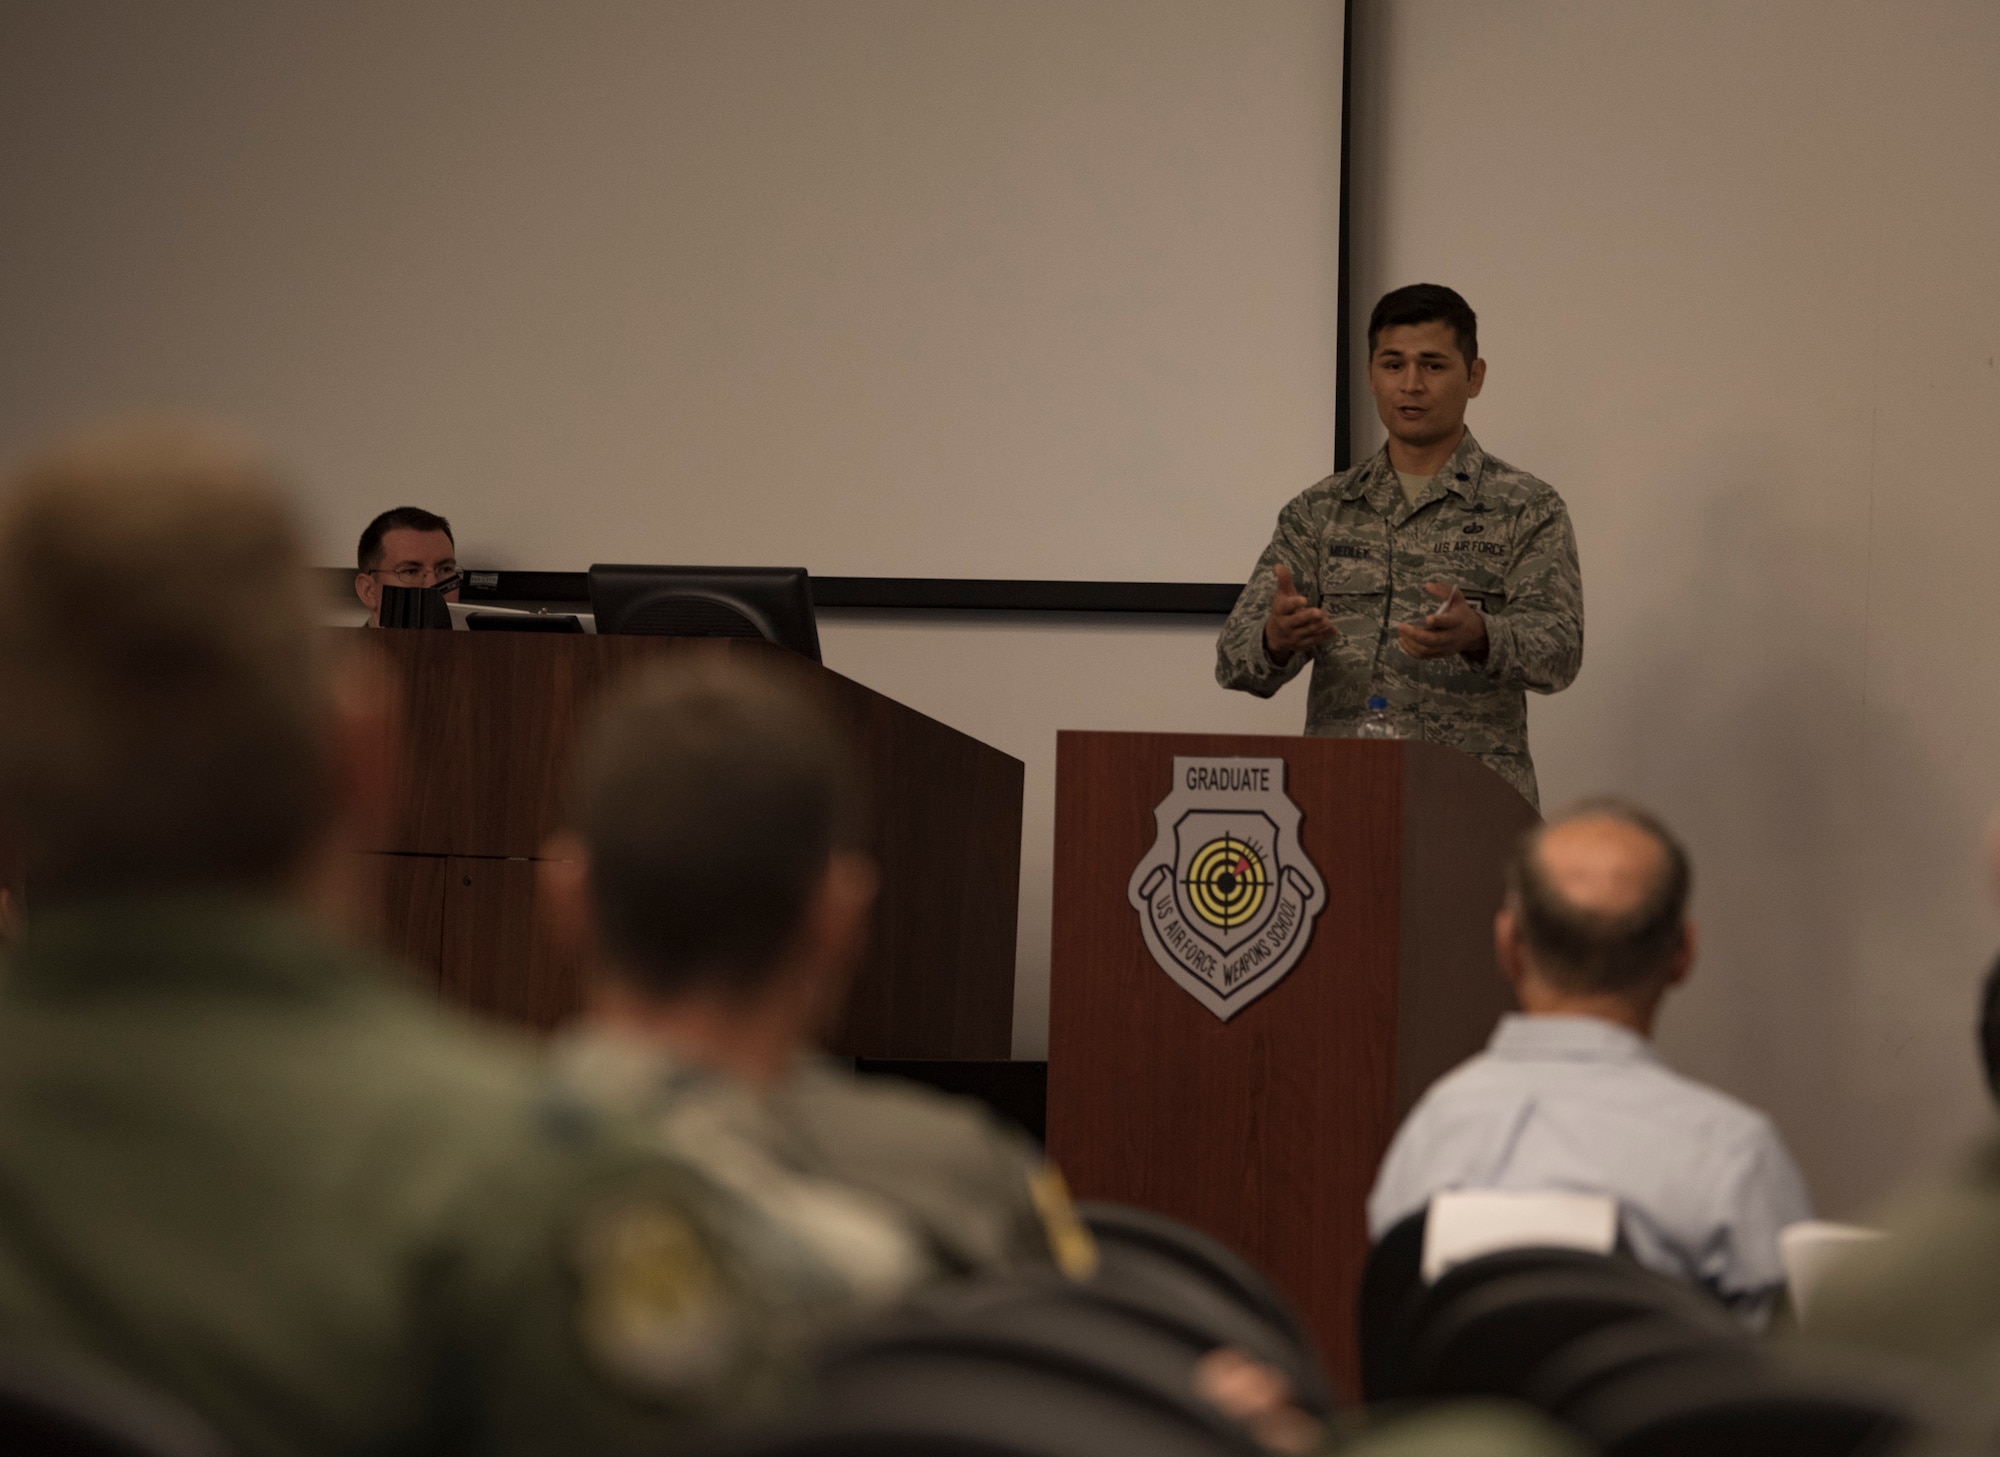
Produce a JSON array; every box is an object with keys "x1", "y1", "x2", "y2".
[
  {"x1": 349, "y1": 631, "x2": 1023, "y2": 1059},
  {"x1": 1044, "y1": 732, "x2": 1537, "y2": 1393}
]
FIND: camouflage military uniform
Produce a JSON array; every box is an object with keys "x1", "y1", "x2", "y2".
[
  {"x1": 0, "y1": 896, "x2": 794, "y2": 1457},
  {"x1": 1216, "y1": 433, "x2": 1583, "y2": 805},
  {"x1": 552, "y1": 1029, "x2": 1090, "y2": 1334}
]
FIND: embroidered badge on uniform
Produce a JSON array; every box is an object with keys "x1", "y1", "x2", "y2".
[
  {"x1": 573, "y1": 1197, "x2": 736, "y2": 1399},
  {"x1": 1127, "y1": 756, "x2": 1328, "y2": 1021}
]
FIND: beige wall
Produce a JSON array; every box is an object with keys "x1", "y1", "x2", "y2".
[{"x1": 1345, "y1": 0, "x2": 2000, "y2": 1215}]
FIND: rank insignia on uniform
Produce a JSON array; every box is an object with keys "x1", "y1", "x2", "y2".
[{"x1": 1127, "y1": 756, "x2": 1328, "y2": 1021}]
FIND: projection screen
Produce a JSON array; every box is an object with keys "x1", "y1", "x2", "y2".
[{"x1": 0, "y1": 1, "x2": 1346, "y2": 584}]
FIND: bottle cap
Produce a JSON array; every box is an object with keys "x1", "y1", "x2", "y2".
[{"x1": 1366, "y1": 696, "x2": 1388, "y2": 710}]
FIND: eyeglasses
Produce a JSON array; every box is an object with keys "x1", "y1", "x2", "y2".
[{"x1": 367, "y1": 563, "x2": 459, "y2": 588}]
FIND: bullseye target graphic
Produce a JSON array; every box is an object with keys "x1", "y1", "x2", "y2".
[{"x1": 1180, "y1": 835, "x2": 1269, "y2": 930}]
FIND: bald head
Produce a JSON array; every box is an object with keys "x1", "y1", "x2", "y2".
[{"x1": 1504, "y1": 798, "x2": 1691, "y2": 997}]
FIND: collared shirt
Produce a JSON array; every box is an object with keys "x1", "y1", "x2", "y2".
[
  {"x1": 1215, "y1": 433, "x2": 1583, "y2": 806},
  {"x1": 1368, "y1": 1014, "x2": 1812, "y2": 1308}
]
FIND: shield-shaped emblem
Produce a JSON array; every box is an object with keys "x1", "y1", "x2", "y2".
[
  {"x1": 1128, "y1": 756, "x2": 1327, "y2": 1021},
  {"x1": 1170, "y1": 811, "x2": 1282, "y2": 956}
]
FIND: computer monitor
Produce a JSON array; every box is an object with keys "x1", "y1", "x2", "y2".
[{"x1": 586, "y1": 564, "x2": 821, "y2": 662}]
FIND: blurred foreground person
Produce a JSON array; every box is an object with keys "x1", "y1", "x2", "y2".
[
  {"x1": 541, "y1": 657, "x2": 1088, "y2": 1330},
  {"x1": 1368, "y1": 798, "x2": 1812, "y2": 1322},
  {"x1": 0, "y1": 423, "x2": 784, "y2": 1457}
]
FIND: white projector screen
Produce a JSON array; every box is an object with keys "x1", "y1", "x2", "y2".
[{"x1": 0, "y1": 1, "x2": 1345, "y2": 582}]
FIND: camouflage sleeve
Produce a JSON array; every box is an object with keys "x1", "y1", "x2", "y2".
[
  {"x1": 1479, "y1": 494, "x2": 1583, "y2": 694},
  {"x1": 1215, "y1": 499, "x2": 1319, "y2": 698}
]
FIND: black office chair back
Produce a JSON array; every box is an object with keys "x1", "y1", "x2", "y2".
[
  {"x1": 0, "y1": 1344, "x2": 227, "y2": 1457},
  {"x1": 1076, "y1": 1205, "x2": 1322, "y2": 1365},
  {"x1": 777, "y1": 1281, "x2": 1270, "y2": 1457},
  {"x1": 1565, "y1": 1349, "x2": 1915, "y2": 1457},
  {"x1": 1357, "y1": 1208, "x2": 1428, "y2": 1403},
  {"x1": 1521, "y1": 1313, "x2": 1738, "y2": 1419},
  {"x1": 1070, "y1": 1246, "x2": 1332, "y2": 1416},
  {"x1": 1405, "y1": 1262, "x2": 1735, "y2": 1402},
  {"x1": 721, "y1": 1345, "x2": 1259, "y2": 1457}
]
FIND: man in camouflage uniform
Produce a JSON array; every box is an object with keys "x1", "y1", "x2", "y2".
[
  {"x1": 0, "y1": 423, "x2": 793, "y2": 1457},
  {"x1": 1217, "y1": 284, "x2": 1583, "y2": 805},
  {"x1": 541, "y1": 656, "x2": 1093, "y2": 1334}
]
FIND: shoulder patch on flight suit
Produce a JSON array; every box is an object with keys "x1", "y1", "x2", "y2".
[
  {"x1": 573, "y1": 1196, "x2": 740, "y2": 1400},
  {"x1": 1027, "y1": 1162, "x2": 1099, "y2": 1281}
]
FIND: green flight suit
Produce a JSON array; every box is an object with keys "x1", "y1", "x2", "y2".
[
  {"x1": 0, "y1": 896, "x2": 789, "y2": 1457},
  {"x1": 1216, "y1": 433, "x2": 1584, "y2": 806}
]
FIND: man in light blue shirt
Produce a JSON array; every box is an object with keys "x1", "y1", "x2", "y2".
[{"x1": 1368, "y1": 798, "x2": 1812, "y2": 1319}]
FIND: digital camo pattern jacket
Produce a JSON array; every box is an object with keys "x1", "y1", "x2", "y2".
[{"x1": 1215, "y1": 432, "x2": 1583, "y2": 806}]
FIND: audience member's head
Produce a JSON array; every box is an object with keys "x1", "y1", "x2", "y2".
[
  {"x1": 0, "y1": 419, "x2": 370, "y2": 909},
  {"x1": 354, "y1": 505, "x2": 457, "y2": 625},
  {"x1": 544, "y1": 656, "x2": 875, "y2": 1085},
  {"x1": 1497, "y1": 796, "x2": 1695, "y2": 1033}
]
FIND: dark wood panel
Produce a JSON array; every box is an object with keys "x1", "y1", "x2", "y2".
[
  {"x1": 1392, "y1": 745, "x2": 1539, "y2": 1117},
  {"x1": 438, "y1": 856, "x2": 584, "y2": 1030},
  {"x1": 347, "y1": 852, "x2": 448, "y2": 990},
  {"x1": 1044, "y1": 732, "x2": 1405, "y2": 1398},
  {"x1": 347, "y1": 632, "x2": 1022, "y2": 1057},
  {"x1": 824, "y1": 673, "x2": 1023, "y2": 1059}
]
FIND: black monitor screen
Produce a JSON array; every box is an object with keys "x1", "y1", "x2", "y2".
[{"x1": 587, "y1": 564, "x2": 821, "y2": 662}]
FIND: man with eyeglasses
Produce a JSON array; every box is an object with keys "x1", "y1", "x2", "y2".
[{"x1": 354, "y1": 505, "x2": 459, "y2": 625}]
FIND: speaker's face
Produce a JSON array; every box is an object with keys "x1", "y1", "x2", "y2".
[{"x1": 1369, "y1": 320, "x2": 1485, "y2": 457}]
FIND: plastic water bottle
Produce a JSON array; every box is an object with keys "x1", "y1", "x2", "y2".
[{"x1": 1356, "y1": 696, "x2": 1398, "y2": 739}]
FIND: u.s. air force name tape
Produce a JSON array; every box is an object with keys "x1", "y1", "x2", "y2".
[{"x1": 1126, "y1": 755, "x2": 1327, "y2": 1021}]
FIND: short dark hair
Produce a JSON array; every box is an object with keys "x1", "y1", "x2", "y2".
[
  {"x1": 357, "y1": 506, "x2": 453, "y2": 571},
  {"x1": 1368, "y1": 283, "x2": 1479, "y2": 369},
  {"x1": 1504, "y1": 797, "x2": 1691, "y2": 995},
  {"x1": 0, "y1": 420, "x2": 332, "y2": 905},
  {"x1": 573, "y1": 656, "x2": 865, "y2": 999}
]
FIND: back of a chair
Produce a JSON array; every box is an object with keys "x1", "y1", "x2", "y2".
[
  {"x1": 0, "y1": 1346, "x2": 228, "y2": 1457},
  {"x1": 1077, "y1": 1205, "x2": 1311, "y2": 1350},
  {"x1": 1357, "y1": 1209, "x2": 1429, "y2": 1404},
  {"x1": 778, "y1": 1282, "x2": 1270, "y2": 1457},
  {"x1": 1521, "y1": 1314, "x2": 1736, "y2": 1420},
  {"x1": 727, "y1": 1345, "x2": 1258, "y2": 1457},
  {"x1": 1406, "y1": 1262, "x2": 1737, "y2": 1402},
  {"x1": 1564, "y1": 1350, "x2": 1915, "y2": 1457},
  {"x1": 1075, "y1": 1203, "x2": 1330, "y2": 1412}
]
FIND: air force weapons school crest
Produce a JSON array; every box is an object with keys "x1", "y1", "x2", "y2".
[{"x1": 1128, "y1": 756, "x2": 1327, "y2": 1021}]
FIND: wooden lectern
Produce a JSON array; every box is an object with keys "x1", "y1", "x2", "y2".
[
  {"x1": 1044, "y1": 732, "x2": 1537, "y2": 1393},
  {"x1": 349, "y1": 631, "x2": 1023, "y2": 1059}
]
